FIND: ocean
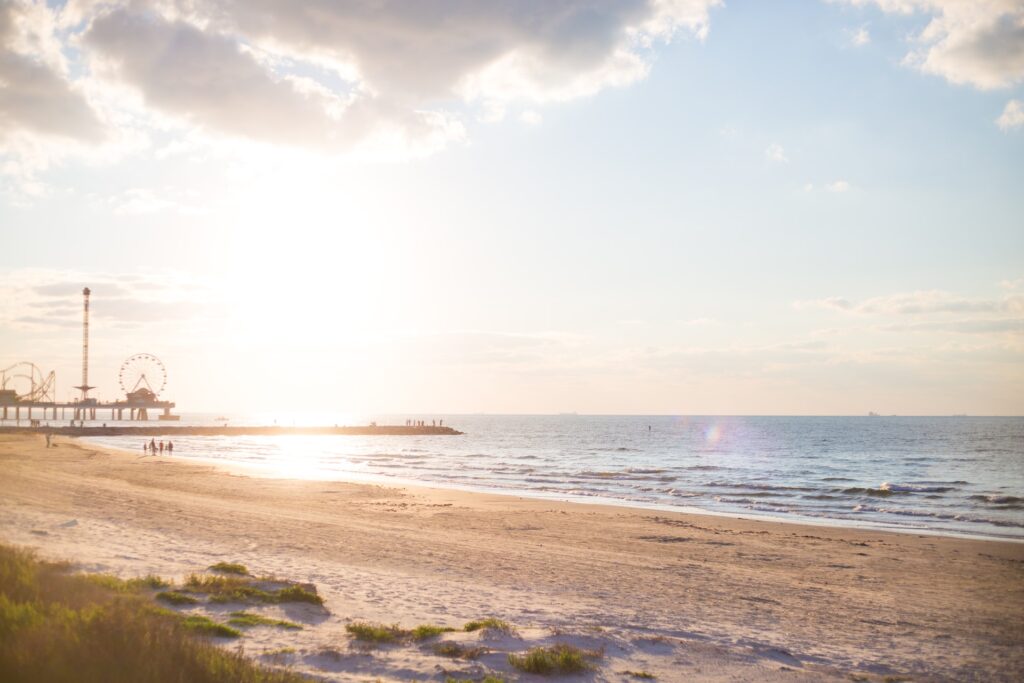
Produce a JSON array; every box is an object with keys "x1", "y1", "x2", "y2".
[{"x1": 83, "y1": 414, "x2": 1024, "y2": 541}]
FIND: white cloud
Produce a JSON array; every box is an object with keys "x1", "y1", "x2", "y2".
[
  {"x1": 836, "y1": 1, "x2": 1024, "y2": 90},
  {"x1": 850, "y1": 25, "x2": 871, "y2": 46},
  {"x1": 795, "y1": 289, "x2": 1011, "y2": 316},
  {"x1": 997, "y1": 98, "x2": 1024, "y2": 130},
  {"x1": 76, "y1": 1, "x2": 718, "y2": 152},
  {"x1": 0, "y1": 0, "x2": 109, "y2": 198},
  {"x1": 520, "y1": 109, "x2": 543, "y2": 125},
  {"x1": 826, "y1": 179, "x2": 851, "y2": 192},
  {"x1": 765, "y1": 142, "x2": 788, "y2": 163}
]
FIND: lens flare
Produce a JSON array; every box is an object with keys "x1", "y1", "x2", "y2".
[{"x1": 705, "y1": 423, "x2": 722, "y2": 445}]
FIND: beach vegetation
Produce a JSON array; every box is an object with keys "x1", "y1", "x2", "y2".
[
  {"x1": 0, "y1": 543, "x2": 311, "y2": 682},
  {"x1": 432, "y1": 641, "x2": 488, "y2": 659},
  {"x1": 181, "y1": 614, "x2": 242, "y2": 638},
  {"x1": 228, "y1": 611, "x2": 302, "y2": 630},
  {"x1": 621, "y1": 671, "x2": 656, "y2": 679},
  {"x1": 274, "y1": 584, "x2": 323, "y2": 605},
  {"x1": 209, "y1": 562, "x2": 249, "y2": 575},
  {"x1": 507, "y1": 644, "x2": 600, "y2": 674},
  {"x1": 156, "y1": 590, "x2": 200, "y2": 605},
  {"x1": 84, "y1": 573, "x2": 169, "y2": 592},
  {"x1": 412, "y1": 623, "x2": 456, "y2": 640},
  {"x1": 345, "y1": 621, "x2": 409, "y2": 643},
  {"x1": 463, "y1": 617, "x2": 514, "y2": 634},
  {"x1": 185, "y1": 574, "x2": 323, "y2": 606}
]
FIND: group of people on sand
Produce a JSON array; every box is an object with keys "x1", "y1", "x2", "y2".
[
  {"x1": 143, "y1": 438, "x2": 173, "y2": 456},
  {"x1": 405, "y1": 419, "x2": 443, "y2": 427}
]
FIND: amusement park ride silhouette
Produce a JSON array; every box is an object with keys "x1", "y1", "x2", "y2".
[{"x1": 0, "y1": 288, "x2": 179, "y2": 424}]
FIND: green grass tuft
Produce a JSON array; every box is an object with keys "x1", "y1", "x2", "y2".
[
  {"x1": 622, "y1": 671, "x2": 657, "y2": 679},
  {"x1": 209, "y1": 562, "x2": 249, "y2": 575},
  {"x1": 0, "y1": 543, "x2": 310, "y2": 682},
  {"x1": 185, "y1": 574, "x2": 322, "y2": 606},
  {"x1": 411, "y1": 623, "x2": 456, "y2": 640},
  {"x1": 345, "y1": 621, "x2": 409, "y2": 643},
  {"x1": 181, "y1": 615, "x2": 242, "y2": 639},
  {"x1": 432, "y1": 641, "x2": 488, "y2": 660},
  {"x1": 463, "y1": 617, "x2": 514, "y2": 634},
  {"x1": 83, "y1": 574, "x2": 170, "y2": 593},
  {"x1": 228, "y1": 611, "x2": 302, "y2": 630},
  {"x1": 273, "y1": 585, "x2": 323, "y2": 605},
  {"x1": 156, "y1": 591, "x2": 200, "y2": 606},
  {"x1": 507, "y1": 643, "x2": 601, "y2": 674}
]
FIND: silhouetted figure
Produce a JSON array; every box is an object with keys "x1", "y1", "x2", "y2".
[
  {"x1": 159, "y1": 441, "x2": 164, "y2": 455},
  {"x1": 167, "y1": 441, "x2": 173, "y2": 455},
  {"x1": 150, "y1": 438, "x2": 156, "y2": 454},
  {"x1": 143, "y1": 442, "x2": 148, "y2": 454},
  {"x1": 45, "y1": 433, "x2": 52, "y2": 448}
]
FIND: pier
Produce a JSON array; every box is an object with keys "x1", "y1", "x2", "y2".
[
  {"x1": 0, "y1": 395, "x2": 178, "y2": 425},
  {"x1": 0, "y1": 424, "x2": 462, "y2": 436}
]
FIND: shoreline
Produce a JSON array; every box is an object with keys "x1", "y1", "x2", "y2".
[
  {"x1": 2, "y1": 433, "x2": 1022, "y2": 681},
  {"x1": 0, "y1": 424, "x2": 463, "y2": 436},
  {"x1": 83, "y1": 436, "x2": 1024, "y2": 545}
]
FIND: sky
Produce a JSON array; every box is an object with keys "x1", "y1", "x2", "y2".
[{"x1": 0, "y1": 0, "x2": 1022, "y2": 416}]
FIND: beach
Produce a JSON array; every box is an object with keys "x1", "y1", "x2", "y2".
[{"x1": 1, "y1": 433, "x2": 1021, "y2": 682}]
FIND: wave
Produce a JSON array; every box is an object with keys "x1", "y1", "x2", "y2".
[
  {"x1": 851, "y1": 504, "x2": 1024, "y2": 528},
  {"x1": 707, "y1": 481, "x2": 816, "y2": 492},
  {"x1": 880, "y1": 482, "x2": 956, "y2": 493},
  {"x1": 841, "y1": 483, "x2": 955, "y2": 496},
  {"x1": 969, "y1": 494, "x2": 1023, "y2": 505}
]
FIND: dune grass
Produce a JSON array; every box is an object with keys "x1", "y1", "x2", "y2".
[
  {"x1": 156, "y1": 590, "x2": 200, "y2": 605},
  {"x1": 228, "y1": 611, "x2": 302, "y2": 630},
  {"x1": 432, "y1": 641, "x2": 488, "y2": 660},
  {"x1": 181, "y1": 615, "x2": 242, "y2": 638},
  {"x1": 185, "y1": 574, "x2": 323, "y2": 606},
  {"x1": 622, "y1": 671, "x2": 656, "y2": 679},
  {"x1": 0, "y1": 543, "x2": 310, "y2": 683},
  {"x1": 345, "y1": 621, "x2": 409, "y2": 644},
  {"x1": 84, "y1": 573, "x2": 169, "y2": 592},
  {"x1": 273, "y1": 585, "x2": 323, "y2": 605},
  {"x1": 209, "y1": 562, "x2": 249, "y2": 576},
  {"x1": 463, "y1": 617, "x2": 514, "y2": 634},
  {"x1": 411, "y1": 623, "x2": 456, "y2": 640},
  {"x1": 507, "y1": 643, "x2": 601, "y2": 674}
]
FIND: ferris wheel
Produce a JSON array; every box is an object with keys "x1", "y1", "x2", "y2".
[{"x1": 119, "y1": 353, "x2": 167, "y2": 398}]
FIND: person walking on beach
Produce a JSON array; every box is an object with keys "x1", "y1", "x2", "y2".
[
  {"x1": 167, "y1": 441, "x2": 173, "y2": 456},
  {"x1": 45, "y1": 433, "x2": 52, "y2": 448},
  {"x1": 150, "y1": 438, "x2": 156, "y2": 454},
  {"x1": 159, "y1": 441, "x2": 164, "y2": 455},
  {"x1": 143, "y1": 442, "x2": 148, "y2": 454}
]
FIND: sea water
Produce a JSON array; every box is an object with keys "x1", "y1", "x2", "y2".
[{"x1": 82, "y1": 415, "x2": 1024, "y2": 541}]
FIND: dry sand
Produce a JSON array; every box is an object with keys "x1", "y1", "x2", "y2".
[{"x1": 1, "y1": 433, "x2": 1021, "y2": 682}]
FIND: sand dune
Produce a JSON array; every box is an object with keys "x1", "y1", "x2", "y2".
[{"x1": 1, "y1": 434, "x2": 1021, "y2": 681}]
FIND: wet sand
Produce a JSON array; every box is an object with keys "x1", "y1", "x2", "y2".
[{"x1": 1, "y1": 433, "x2": 1021, "y2": 681}]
